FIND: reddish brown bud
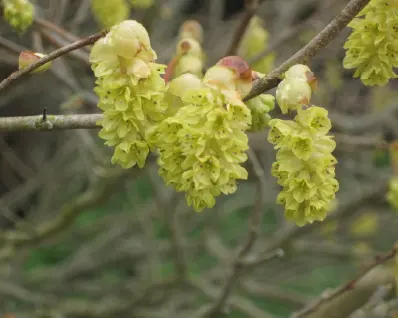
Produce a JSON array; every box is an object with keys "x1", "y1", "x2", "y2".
[
  {"x1": 19, "y1": 51, "x2": 52, "y2": 73},
  {"x1": 217, "y1": 56, "x2": 252, "y2": 81}
]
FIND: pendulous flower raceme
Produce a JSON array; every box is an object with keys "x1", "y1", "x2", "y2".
[
  {"x1": 89, "y1": 20, "x2": 167, "y2": 169},
  {"x1": 167, "y1": 20, "x2": 206, "y2": 80},
  {"x1": 3, "y1": 0, "x2": 34, "y2": 33},
  {"x1": 269, "y1": 64, "x2": 338, "y2": 226},
  {"x1": 387, "y1": 177, "x2": 398, "y2": 212},
  {"x1": 174, "y1": 37, "x2": 205, "y2": 79},
  {"x1": 268, "y1": 106, "x2": 339, "y2": 226},
  {"x1": 343, "y1": 0, "x2": 398, "y2": 86},
  {"x1": 238, "y1": 16, "x2": 275, "y2": 74},
  {"x1": 148, "y1": 56, "x2": 253, "y2": 212},
  {"x1": 91, "y1": 0, "x2": 129, "y2": 28}
]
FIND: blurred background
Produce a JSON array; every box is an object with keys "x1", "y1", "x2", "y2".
[{"x1": 0, "y1": 0, "x2": 398, "y2": 317}]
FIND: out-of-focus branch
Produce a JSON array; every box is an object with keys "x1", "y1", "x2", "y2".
[
  {"x1": 0, "y1": 29, "x2": 108, "y2": 93},
  {"x1": 244, "y1": 0, "x2": 371, "y2": 101},
  {"x1": 224, "y1": 0, "x2": 259, "y2": 56},
  {"x1": 291, "y1": 243, "x2": 398, "y2": 318},
  {"x1": 201, "y1": 149, "x2": 268, "y2": 317},
  {"x1": 191, "y1": 277, "x2": 275, "y2": 318},
  {"x1": 0, "y1": 114, "x2": 102, "y2": 132},
  {"x1": 0, "y1": 168, "x2": 128, "y2": 250}
]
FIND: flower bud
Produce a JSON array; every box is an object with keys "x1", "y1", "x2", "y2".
[
  {"x1": 276, "y1": 78, "x2": 312, "y2": 114},
  {"x1": 18, "y1": 51, "x2": 52, "y2": 73},
  {"x1": 284, "y1": 64, "x2": 317, "y2": 91},
  {"x1": 108, "y1": 20, "x2": 154, "y2": 60},
  {"x1": 176, "y1": 38, "x2": 203, "y2": 58},
  {"x1": 204, "y1": 56, "x2": 253, "y2": 98},
  {"x1": 179, "y1": 20, "x2": 204, "y2": 43}
]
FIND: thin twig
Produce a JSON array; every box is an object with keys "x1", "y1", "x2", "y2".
[
  {"x1": 0, "y1": 114, "x2": 102, "y2": 132},
  {"x1": 0, "y1": 168, "x2": 127, "y2": 249},
  {"x1": 291, "y1": 242, "x2": 398, "y2": 318},
  {"x1": 225, "y1": 0, "x2": 259, "y2": 56},
  {"x1": 34, "y1": 17, "x2": 83, "y2": 44},
  {"x1": 0, "y1": 29, "x2": 108, "y2": 93},
  {"x1": 244, "y1": 0, "x2": 371, "y2": 101}
]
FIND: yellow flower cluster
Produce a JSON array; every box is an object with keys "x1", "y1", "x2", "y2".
[
  {"x1": 269, "y1": 64, "x2": 338, "y2": 226},
  {"x1": 343, "y1": 0, "x2": 398, "y2": 86},
  {"x1": 148, "y1": 56, "x2": 254, "y2": 211},
  {"x1": 3, "y1": 0, "x2": 34, "y2": 33},
  {"x1": 238, "y1": 16, "x2": 275, "y2": 74},
  {"x1": 89, "y1": 20, "x2": 167, "y2": 168}
]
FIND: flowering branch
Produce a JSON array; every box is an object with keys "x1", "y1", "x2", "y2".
[
  {"x1": 0, "y1": 29, "x2": 108, "y2": 93},
  {"x1": 244, "y1": 0, "x2": 371, "y2": 100},
  {"x1": 0, "y1": 0, "x2": 370, "y2": 132}
]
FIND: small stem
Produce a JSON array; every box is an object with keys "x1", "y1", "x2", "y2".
[{"x1": 291, "y1": 242, "x2": 398, "y2": 318}]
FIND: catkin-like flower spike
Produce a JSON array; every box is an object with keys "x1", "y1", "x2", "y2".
[
  {"x1": 3, "y1": 0, "x2": 34, "y2": 34},
  {"x1": 90, "y1": 20, "x2": 167, "y2": 169},
  {"x1": 343, "y1": 0, "x2": 398, "y2": 86},
  {"x1": 237, "y1": 15, "x2": 275, "y2": 74},
  {"x1": 173, "y1": 38, "x2": 205, "y2": 78},
  {"x1": 166, "y1": 20, "x2": 206, "y2": 80},
  {"x1": 18, "y1": 51, "x2": 52, "y2": 73},
  {"x1": 129, "y1": 0, "x2": 154, "y2": 9},
  {"x1": 269, "y1": 105, "x2": 339, "y2": 226},
  {"x1": 276, "y1": 64, "x2": 317, "y2": 114},
  {"x1": 245, "y1": 94, "x2": 275, "y2": 132},
  {"x1": 91, "y1": 0, "x2": 129, "y2": 28},
  {"x1": 150, "y1": 59, "x2": 253, "y2": 212}
]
